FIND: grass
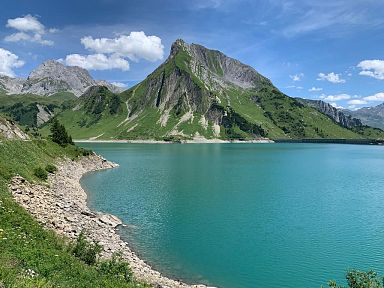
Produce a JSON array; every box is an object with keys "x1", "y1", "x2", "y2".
[{"x1": 0, "y1": 138, "x2": 149, "y2": 287}]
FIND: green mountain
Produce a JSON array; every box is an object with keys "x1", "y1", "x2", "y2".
[
  {"x1": 0, "y1": 91, "x2": 76, "y2": 128},
  {"x1": 6, "y1": 40, "x2": 384, "y2": 141}
]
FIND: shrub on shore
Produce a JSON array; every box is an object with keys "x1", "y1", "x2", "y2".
[
  {"x1": 71, "y1": 231, "x2": 102, "y2": 266},
  {"x1": 98, "y1": 252, "x2": 132, "y2": 282},
  {"x1": 45, "y1": 164, "x2": 57, "y2": 174},
  {"x1": 33, "y1": 167, "x2": 48, "y2": 180},
  {"x1": 327, "y1": 270, "x2": 384, "y2": 288}
]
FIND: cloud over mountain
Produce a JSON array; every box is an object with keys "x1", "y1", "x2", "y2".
[
  {"x1": 4, "y1": 15, "x2": 56, "y2": 46},
  {"x1": 62, "y1": 31, "x2": 164, "y2": 71},
  {"x1": 0, "y1": 48, "x2": 25, "y2": 77}
]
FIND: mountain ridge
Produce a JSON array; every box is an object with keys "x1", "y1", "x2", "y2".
[
  {"x1": 0, "y1": 60, "x2": 123, "y2": 97},
  {"x1": 344, "y1": 103, "x2": 384, "y2": 130},
  {"x1": 295, "y1": 98, "x2": 362, "y2": 128},
  {"x1": 45, "y1": 39, "x2": 384, "y2": 141}
]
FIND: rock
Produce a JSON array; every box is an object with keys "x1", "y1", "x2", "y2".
[
  {"x1": 98, "y1": 214, "x2": 122, "y2": 227},
  {"x1": 0, "y1": 118, "x2": 29, "y2": 140}
]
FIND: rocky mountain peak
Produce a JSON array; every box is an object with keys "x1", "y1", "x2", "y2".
[
  {"x1": 0, "y1": 60, "x2": 124, "y2": 97},
  {"x1": 168, "y1": 39, "x2": 271, "y2": 90},
  {"x1": 169, "y1": 39, "x2": 189, "y2": 59}
]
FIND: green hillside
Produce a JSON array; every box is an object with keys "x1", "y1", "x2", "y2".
[
  {"x1": 2, "y1": 40, "x2": 384, "y2": 141},
  {"x1": 47, "y1": 40, "x2": 383, "y2": 141},
  {"x1": 0, "y1": 118, "x2": 148, "y2": 287}
]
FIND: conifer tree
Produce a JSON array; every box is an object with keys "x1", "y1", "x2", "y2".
[{"x1": 50, "y1": 118, "x2": 74, "y2": 146}]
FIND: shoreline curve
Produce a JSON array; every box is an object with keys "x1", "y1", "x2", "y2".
[{"x1": 9, "y1": 154, "x2": 214, "y2": 288}]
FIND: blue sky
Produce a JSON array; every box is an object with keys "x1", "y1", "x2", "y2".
[{"x1": 0, "y1": 0, "x2": 384, "y2": 109}]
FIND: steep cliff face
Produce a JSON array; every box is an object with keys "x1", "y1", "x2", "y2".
[
  {"x1": 344, "y1": 103, "x2": 384, "y2": 130},
  {"x1": 0, "y1": 60, "x2": 123, "y2": 97},
  {"x1": 296, "y1": 98, "x2": 362, "y2": 128}
]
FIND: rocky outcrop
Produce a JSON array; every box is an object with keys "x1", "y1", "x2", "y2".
[
  {"x1": 0, "y1": 117, "x2": 29, "y2": 140},
  {"x1": 344, "y1": 103, "x2": 384, "y2": 130},
  {"x1": 296, "y1": 98, "x2": 362, "y2": 128},
  {"x1": 1, "y1": 60, "x2": 124, "y2": 97},
  {"x1": 9, "y1": 155, "x2": 211, "y2": 288},
  {"x1": 36, "y1": 104, "x2": 55, "y2": 126}
]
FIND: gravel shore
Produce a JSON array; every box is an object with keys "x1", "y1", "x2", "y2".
[{"x1": 9, "y1": 154, "x2": 212, "y2": 288}]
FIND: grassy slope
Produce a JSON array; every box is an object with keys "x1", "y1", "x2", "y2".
[
  {"x1": 0, "y1": 139, "x2": 147, "y2": 287},
  {"x1": 0, "y1": 92, "x2": 76, "y2": 106},
  {"x1": 0, "y1": 92, "x2": 77, "y2": 128}
]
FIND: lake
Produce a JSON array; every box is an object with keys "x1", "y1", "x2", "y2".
[{"x1": 78, "y1": 143, "x2": 384, "y2": 288}]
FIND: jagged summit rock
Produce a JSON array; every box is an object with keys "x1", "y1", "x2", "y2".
[
  {"x1": 1, "y1": 60, "x2": 123, "y2": 97},
  {"x1": 23, "y1": 60, "x2": 98, "y2": 96},
  {"x1": 167, "y1": 39, "x2": 271, "y2": 90}
]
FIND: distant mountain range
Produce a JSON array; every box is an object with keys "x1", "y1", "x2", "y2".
[
  {"x1": 0, "y1": 39, "x2": 383, "y2": 141},
  {"x1": 0, "y1": 60, "x2": 123, "y2": 97},
  {"x1": 343, "y1": 103, "x2": 384, "y2": 130}
]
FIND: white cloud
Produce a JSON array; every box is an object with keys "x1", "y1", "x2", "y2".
[
  {"x1": 5, "y1": 32, "x2": 53, "y2": 46},
  {"x1": 286, "y1": 85, "x2": 303, "y2": 89},
  {"x1": 111, "y1": 82, "x2": 128, "y2": 88},
  {"x1": 280, "y1": 1, "x2": 384, "y2": 38},
  {"x1": 308, "y1": 87, "x2": 323, "y2": 92},
  {"x1": 317, "y1": 72, "x2": 346, "y2": 83},
  {"x1": 357, "y1": 60, "x2": 384, "y2": 80},
  {"x1": 363, "y1": 92, "x2": 384, "y2": 102},
  {"x1": 320, "y1": 93, "x2": 351, "y2": 101},
  {"x1": 193, "y1": 0, "x2": 223, "y2": 9},
  {"x1": 6, "y1": 14, "x2": 44, "y2": 33},
  {"x1": 80, "y1": 31, "x2": 164, "y2": 62},
  {"x1": 62, "y1": 53, "x2": 129, "y2": 71},
  {"x1": 330, "y1": 102, "x2": 344, "y2": 109},
  {"x1": 289, "y1": 73, "x2": 304, "y2": 81},
  {"x1": 0, "y1": 48, "x2": 24, "y2": 77},
  {"x1": 61, "y1": 31, "x2": 164, "y2": 72},
  {"x1": 4, "y1": 15, "x2": 56, "y2": 46},
  {"x1": 348, "y1": 99, "x2": 368, "y2": 105}
]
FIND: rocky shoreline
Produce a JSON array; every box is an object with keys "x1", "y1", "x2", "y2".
[
  {"x1": 9, "y1": 154, "x2": 212, "y2": 288},
  {"x1": 75, "y1": 138, "x2": 274, "y2": 144}
]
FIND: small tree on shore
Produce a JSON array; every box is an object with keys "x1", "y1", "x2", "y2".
[{"x1": 50, "y1": 118, "x2": 73, "y2": 146}]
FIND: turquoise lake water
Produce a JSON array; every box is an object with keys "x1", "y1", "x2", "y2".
[{"x1": 78, "y1": 143, "x2": 384, "y2": 288}]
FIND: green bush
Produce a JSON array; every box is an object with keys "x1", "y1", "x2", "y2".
[
  {"x1": 328, "y1": 270, "x2": 384, "y2": 288},
  {"x1": 98, "y1": 253, "x2": 132, "y2": 282},
  {"x1": 33, "y1": 167, "x2": 48, "y2": 180},
  {"x1": 72, "y1": 231, "x2": 102, "y2": 265},
  {"x1": 45, "y1": 164, "x2": 57, "y2": 174}
]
